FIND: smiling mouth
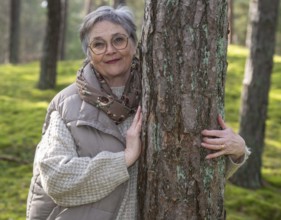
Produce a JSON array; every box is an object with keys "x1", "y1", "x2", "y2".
[{"x1": 105, "y1": 58, "x2": 121, "y2": 64}]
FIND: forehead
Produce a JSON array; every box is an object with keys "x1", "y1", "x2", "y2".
[{"x1": 89, "y1": 20, "x2": 127, "y2": 39}]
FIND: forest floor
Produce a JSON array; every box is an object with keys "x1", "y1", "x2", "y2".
[{"x1": 0, "y1": 45, "x2": 280, "y2": 220}]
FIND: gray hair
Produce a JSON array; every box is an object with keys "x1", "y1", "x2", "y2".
[{"x1": 79, "y1": 6, "x2": 137, "y2": 58}]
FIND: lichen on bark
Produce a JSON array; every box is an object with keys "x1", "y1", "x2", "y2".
[{"x1": 138, "y1": 0, "x2": 228, "y2": 219}]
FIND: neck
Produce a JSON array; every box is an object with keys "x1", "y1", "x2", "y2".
[{"x1": 103, "y1": 71, "x2": 130, "y2": 87}]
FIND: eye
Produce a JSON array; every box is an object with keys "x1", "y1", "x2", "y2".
[
  {"x1": 92, "y1": 41, "x2": 105, "y2": 49},
  {"x1": 113, "y1": 36, "x2": 126, "y2": 46}
]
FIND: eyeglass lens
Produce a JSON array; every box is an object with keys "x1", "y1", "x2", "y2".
[{"x1": 89, "y1": 34, "x2": 128, "y2": 55}]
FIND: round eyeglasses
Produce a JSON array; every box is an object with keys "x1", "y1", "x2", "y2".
[{"x1": 88, "y1": 34, "x2": 129, "y2": 55}]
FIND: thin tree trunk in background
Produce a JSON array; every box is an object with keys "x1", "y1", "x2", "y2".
[
  {"x1": 9, "y1": 0, "x2": 21, "y2": 64},
  {"x1": 114, "y1": 0, "x2": 126, "y2": 8},
  {"x1": 138, "y1": 0, "x2": 228, "y2": 219},
  {"x1": 99, "y1": 0, "x2": 107, "y2": 7},
  {"x1": 84, "y1": 0, "x2": 94, "y2": 15},
  {"x1": 58, "y1": 0, "x2": 68, "y2": 60},
  {"x1": 228, "y1": 0, "x2": 234, "y2": 44},
  {"x1": 230, "y1": 0, "x2": 280, "y2": 189},
  {"x1": 38, "y1": 0, "x2": 61, "y2": 89},
  {"x1": 245, "y1": 1, "x2": 253, "y2": 48}
]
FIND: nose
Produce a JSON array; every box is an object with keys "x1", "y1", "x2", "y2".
[{"x1": 105, "y1": 42, "x2": 117, "y2": 54}]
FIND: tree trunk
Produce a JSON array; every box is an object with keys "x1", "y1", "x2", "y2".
[
  {"x1": 9, "y1": 0, "x2": 21, "y2": 64},
  {"x1": 83, "y1": 0, "x2": 94, "y2": 15},
  {"x1": 228, "y1": 0, "x2": 234, "y2": 44},
  {"x1": 245, "y1": 0, "x2": 253, "y2": 48},
  {"x1": 114, "y1": 0, "x2": 126, "y2": 8},
  {"x1": 230, "y1": 0, "x2": 280, "y2": 189},
  {"x1": 99, "y1": 0, "x2": 107, "y2": 7},
  {"x1": 58, "y1": 0, "x2": 68, "y2": 60},
  {"x1": 138, "y1": 0, "x2": 228, "y2": 219},
  {"x1": 38, "y1": 0, "x2": 61, "y2": 90}
]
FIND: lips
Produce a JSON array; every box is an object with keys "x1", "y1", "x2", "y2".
[{"x1": 105, "y1": 58, "x2": 121, "y2": 64}]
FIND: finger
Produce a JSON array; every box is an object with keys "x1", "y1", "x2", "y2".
[
  {"x1": 202, "y1": 137, "x2": 225, "y2": 145},
  {"x1": 201, "y1": 142, "x2": 225, "y2": 151},
  {"x1": 132, "y1": 106, "x2": 141, "y2": 125},
  {"x1": 205, "y1": 150, "x2": 225, "y2": 159},
  {"x1": 201, "y1": 129, "x2": 225, "y2": 138},
  {"x1": 218, "y1": 115, "x2": 228, "y2": 130},
  {"x1": 135, "y1": 113, "x2": 143, "y2": 132}
]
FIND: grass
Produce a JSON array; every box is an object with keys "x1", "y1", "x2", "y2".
[
  {"x1": 0, "y1": 60, "x2": 82, "y2": 220},
  {"x1": 224, "y1": 45, "x2": 281, "y2": 220},
  {"x1": 0, "y1": 46, "x2": 280, "y2": 219}
]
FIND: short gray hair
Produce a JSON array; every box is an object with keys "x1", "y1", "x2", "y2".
[{"x1": 79, "y1": 6, "x2": 137, "y2": 57}]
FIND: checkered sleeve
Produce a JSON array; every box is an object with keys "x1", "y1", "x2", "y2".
[
  {"x1": 36, "y1": 111, "x2": 129, "y2": 207},
  {"x1": 225, "y1": 146, "x2": 251, "y2": 179}
]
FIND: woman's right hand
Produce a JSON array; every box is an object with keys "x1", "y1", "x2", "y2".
[{"x1": 125, "y1": 106, "x2": 142, "y2": 167}]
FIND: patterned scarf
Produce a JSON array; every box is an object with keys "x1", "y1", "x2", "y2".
[{"x1": 76, "y1": 57, "x2": 141, "y2": 124}]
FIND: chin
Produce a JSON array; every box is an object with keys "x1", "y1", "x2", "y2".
[{"x1": 107, "y1": 67, "x2": 128, "y2": 76}]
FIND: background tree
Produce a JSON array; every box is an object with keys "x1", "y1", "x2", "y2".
[
  {"x1": 228, "y1": 0, "x2": 234, "y2": 44},
  {"x1": 58, "y1": 0, "x2": 68, "y2": 60},
  {"x1": 114, "y1": 0, "x2": 126, "y2": 8},
  {"x1": 9, "y1": 0, "x2": 21, "y2": 64},
  {"x1": 230, "y1": 0, "x2": 280, "y2": 189},
  {"x1": 138, "y1": 0, "x2": 228, "y2": 219},
  {"x1": 0, "y1": 1, "x2": 10, "y2": 63},
  {"x1": 83, "y1": 0, "x2": 94, "y2": 15},
  {"x1": 38, "y1": 0, "x2": 61, "y2": 89}
]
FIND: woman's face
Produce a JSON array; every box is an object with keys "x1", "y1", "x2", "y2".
[{"x1": 88, "y1": 21, "x2": 136, "y2": 86}]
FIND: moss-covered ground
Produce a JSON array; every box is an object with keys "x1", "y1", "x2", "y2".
[{"x1": 224, "y1": 46, "x2": 281, "y2": 220}]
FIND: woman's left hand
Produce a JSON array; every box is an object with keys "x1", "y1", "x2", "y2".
[{"x1": 201, "y1": 115, "x2": 246, "y2": 162}]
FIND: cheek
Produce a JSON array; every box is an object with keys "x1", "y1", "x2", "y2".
[
  {"x1": 91, "y1": 55, "x2": 103, "y2": 65},
  {"x1": 122, "y1": 47, "x2": 136, "y2": 63},
  {"x1": 122, "y1": 42, "x2": 136, "y2": 58}
]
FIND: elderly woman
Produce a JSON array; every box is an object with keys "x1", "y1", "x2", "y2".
[{"x1": 26, "y1": 6, "x2": 250, "y2": 220}]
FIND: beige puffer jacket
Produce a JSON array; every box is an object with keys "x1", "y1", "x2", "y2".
[{"x1": 26, "y1": 64, "x2": 129, "y2": 220}]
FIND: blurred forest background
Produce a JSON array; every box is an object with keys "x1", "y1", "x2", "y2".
[
  {"x1": 0, "y1": 0, "x2": 281, "y2": 64},
  {"x1": 0, "y1": 0, "x2": 145, "y2": 63},
  {"x1": 0, "y1": 0, "x2": 281, "y2": 219}
]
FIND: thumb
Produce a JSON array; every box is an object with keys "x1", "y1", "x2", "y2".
[{"x1": 218, "y1": 114, "x2": 228, "y2": 130}]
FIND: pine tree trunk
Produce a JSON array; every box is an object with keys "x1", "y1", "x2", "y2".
[
  {"x1": 228, "y1": 0, "x2": 234, "y2": 44},
  {"x1": 58, "y1": 0, "x2": 68, "y2": 61},
  {"x1": 230, "y1": 0, "x2": 280, "y2": 189},
  {"x1": 114, "y1": 0, "x2": 126, "y2": 8},
  {"x1": 83, "y1": 0, "x2": 94, "y2": 15},
  {"x1": 9, "y1": 0, "x2": 21, "y2": 64},
  {"x1": 138, "y1": 0, "x2": 228, "y2": 219},
  {"x1": 99, "y1": 0, "x2": 107, "y2": 7},
  {"x1": 38, "y1": 0, "x2": 61, "y2": 89}
]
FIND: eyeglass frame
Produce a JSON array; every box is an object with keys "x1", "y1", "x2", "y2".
[{"x1": 88, "y1": 34, "x2": 130, "y2": 55}]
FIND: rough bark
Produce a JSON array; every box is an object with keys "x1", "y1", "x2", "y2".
[
  {"x1": 9, "y1": 0, "x2": 21, "y2": 64},
  {"x1": 114, "y1": 0, "x2": 126, "y2": 8},
  {"x1": 138, "y1": 0, "x2": 228, "y2": 219},
  {"x1": 230, "y1": 0, "x2": 280, "y2": 189},
  {"x1": 38, "y1": 0, "x2": 61, "y2": 89}
]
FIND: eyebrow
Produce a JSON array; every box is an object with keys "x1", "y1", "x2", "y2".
[{"x1": 91, "y1": 33, "x2": 127, "y2": 41}]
